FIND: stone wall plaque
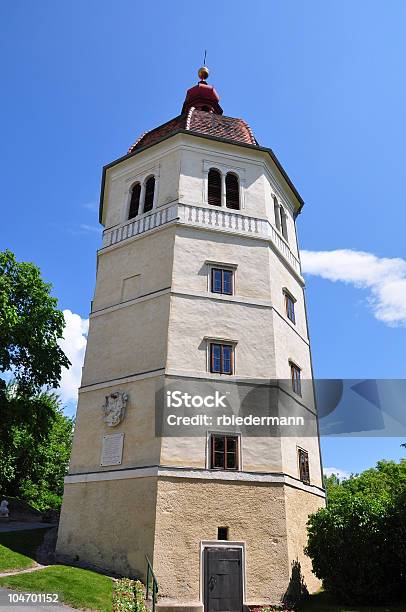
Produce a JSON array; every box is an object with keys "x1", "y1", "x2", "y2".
[{"x1": 101, "y1": 433, "x2": 124, "y2": 466}]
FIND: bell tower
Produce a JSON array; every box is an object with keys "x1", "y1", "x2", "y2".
[{"x1": 57, "y1": 67, "x2": 325, "y2": 609}]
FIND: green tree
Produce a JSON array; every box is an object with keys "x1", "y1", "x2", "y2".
[
  {"x1": 306, "y1": 460, "x2": 406, "y2": 604},
  {"x1": 0, "y1": 384, "x2": 73, "y2": 510},
  {"x1": 0, "y1": 249, "x2": 70, "y2": 392},
  {"x1": 19, "y1": 398, "x2": 74, "y2": 511},
  {"x1": 0, "y1": 250, "x2": 72, "y2": 509},
  {"x1": 323, "y1": 472, "x2": 342, "y2": 496}
]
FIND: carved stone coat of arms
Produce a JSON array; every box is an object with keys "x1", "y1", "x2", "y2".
[{"x1": 102, "y1": 391, "x2": 128, "y2": 427}]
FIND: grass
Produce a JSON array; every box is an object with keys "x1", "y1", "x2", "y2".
[
  {"x1": 298, "y1": 591, "x2": 406, "y2": 612},
  {"x1": 0, "y1": 565, "x2": 113, "y2": 612},
  {"x1": 0, "y1": 528, "x2": 50, "y2": 571},
  {"x1": 2, "y1": 531, "x2": 402, "y2": 612}
]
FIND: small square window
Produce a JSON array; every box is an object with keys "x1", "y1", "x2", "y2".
[
  {"x1": 211, "y1": 268, "x2": 233, "y2": 295},
  {"x1": 217, "y1": 527, "x2": 229, "y2": 540},
  {"x1": 210, "y1": 343, "x2": 233, "y2": 375},
  {"x1": 298, "y1": 448, "x2": 310, "y2": 484},
  {"x1": 290, "y1": 362, "x2": 301, "y2": 396},
  {"x1": 210, "y1": 435, "x2": 238, "y2": 470},
  {"x1": 285, "y1": 292, "x2": 296, "y2": 324}
]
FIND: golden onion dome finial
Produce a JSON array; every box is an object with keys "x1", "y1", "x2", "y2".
[{"x1": 198, "y1": 66, "x2": 209, "y2": 82}]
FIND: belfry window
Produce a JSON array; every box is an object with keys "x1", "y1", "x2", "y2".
[
  {"x1": 208, "y1": 169, "x2": 221, "y2": 207},
  {"x1": 128, "y1": 183, "x2": 141, "y2": 219},
  {"x1": 143, "y1": 176, "x2": 155, "y2": 213},
  {"x1": 273, "y1": 196, "x2": 281, "y2": 231},
  {"x1": 280, "y1": 207, "x2": 288, "y2": 241},
  {"x1": 225, "y1": 173, "x2": 240, "y2": 210}
]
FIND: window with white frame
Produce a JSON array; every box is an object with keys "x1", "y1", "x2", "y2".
[
  {"x1": 211, "y1": 268, "x2": 233, "y2": 295},
  {"x1": 210, "y1": 434, "x2": 239, "y2": 470},
  {"x1": 206, "y1": 261, "x2": 237, "y2": 296},
  {"x1": 290, "y1": 361, "x2": 302, "y2": 396},
  {"x1": 298, "y1": 447, "x2": 310, "y2": 484},
  {"x1": 283, "y1": 289, "x2": 296, "y2": 324},
  {"x1": 210, "y1": 342, "x2": 234, "y2": 375}
]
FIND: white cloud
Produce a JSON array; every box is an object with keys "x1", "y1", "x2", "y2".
[
  {"x1": 301, "y1": 249, "x2": 406, "y2": 326},
  {"x1": 56, "y1": 310, "x2": 89, "y2": 405},
  {"x1": 323, "y1": 467, "x2": 350, "y2": 480}
]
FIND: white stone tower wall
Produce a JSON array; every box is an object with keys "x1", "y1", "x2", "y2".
[{"x1": 57, "y1": 129, "x2": 325, "y2": 605}]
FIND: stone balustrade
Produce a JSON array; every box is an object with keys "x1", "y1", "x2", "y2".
[{"x1": 102, "y1": 203, "x2": 301, "y2": 275}]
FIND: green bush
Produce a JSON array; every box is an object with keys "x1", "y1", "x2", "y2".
[
  {"x1": 112, "y1": 578, "x2": 146, "y2": 612},
  {"x1": 305, "y1": 460, "x2": 406, "y2": 604}
]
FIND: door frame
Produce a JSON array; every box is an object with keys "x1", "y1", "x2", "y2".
[{"x1": 200, "y1": 540, "x2": 246, "y2": 605}]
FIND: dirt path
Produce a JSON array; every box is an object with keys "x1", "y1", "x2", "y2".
[{"x1": 0, "y1": 563, "x2": 48, "y2": 578}]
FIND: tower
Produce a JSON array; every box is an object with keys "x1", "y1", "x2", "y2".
[{"x1": 57, "y1": 67, "x2": 325, "y2": 609}]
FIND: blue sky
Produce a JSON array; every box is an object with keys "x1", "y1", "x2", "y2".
[{"x1": 2, "y1": 0, "x2": 405, "y2": 475}]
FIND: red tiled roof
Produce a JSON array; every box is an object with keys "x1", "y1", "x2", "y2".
[{"x1": 128, "y1": 108, "x2": 258, "y2": 154}]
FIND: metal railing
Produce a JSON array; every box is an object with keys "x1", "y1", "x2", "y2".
[{"x1": 145, "y1": 555, "x2": 158, "y2": 611}]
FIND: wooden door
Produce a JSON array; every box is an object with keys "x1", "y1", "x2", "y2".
[{"x1": 204, "y1": 547, "x2": 243, "y2": 612}]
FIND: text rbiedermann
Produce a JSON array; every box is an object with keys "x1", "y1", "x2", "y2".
[{"x1": 167, "y1": 414, "x2": 305, "y2": 427}]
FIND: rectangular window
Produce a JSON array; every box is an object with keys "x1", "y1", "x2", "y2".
[
  {"x1": 210, "y1": 343, "x2": 233, "y2": 375},
  {"x1": 285, "y1": 292, "x2": 296, "y2": 324},
  {"x1": 290, "y1": 362, "x2": 301, "y2": 396},
  {"x1": 217, "y1": 526, "x2": 229, "y2": 540},
  {"x1": 298, "y1": 448, "x2": 310, "y2": 484},
  {"x1": 211, "y1": 268, "x2": 233, "y2": 295},
  {"x1": 211, "y1": 435, "x2": 238, "y2": 470}
]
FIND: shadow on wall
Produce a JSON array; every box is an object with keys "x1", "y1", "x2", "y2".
[{"x1": 283, "y1": 559, "x2": 309, "y2": 607}]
